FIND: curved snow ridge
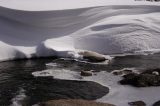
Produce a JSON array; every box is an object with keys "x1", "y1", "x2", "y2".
[
  {"x1": 0, "y1": 0, "x2": 160, "y2": 11},
  {"x1": 0, "y1": 5, "x2": 160, "y2": 61},
  {"x1": 73, "y1": 11, "x2": 160, "y2": 54}
]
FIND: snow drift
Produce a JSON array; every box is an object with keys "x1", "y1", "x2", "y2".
[{"x1": 0, "y1": 1, "x2": 160, "y2": 61}]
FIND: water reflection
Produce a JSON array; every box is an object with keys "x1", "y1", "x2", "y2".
[{"x1": 0, "y1": 58, "x2": 108, "y2": 106}]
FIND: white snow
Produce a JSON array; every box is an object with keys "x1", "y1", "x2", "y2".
[
  {"x1": 1, "y1": 1, "x2": 160, "y2": 105},
  {"x1": 0, "y1": 1, "x2": 160, "y2": 61},
  {"x1": 1, "y1": 1, "x2": 160, "y2": 106},
  {"x1": 0, "y1": 0, "x2": 159, "y2": 11},
  {"x1": 32, "y1": 69, "x2": 82, "y2": 80}
]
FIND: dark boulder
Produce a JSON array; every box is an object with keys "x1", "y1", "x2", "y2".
[
  {"x1": 120, "y1": 72, "x2": 160, "y2": 87},
  {"x1": 128, "y1": 101, "x2": 146, "y2": 106},
  {"x1": 153, "y1": 100, "x2": 160, "y2": 106},
  {"x1": 81, "y1": 71, "x2": 93, "y2": 76}
]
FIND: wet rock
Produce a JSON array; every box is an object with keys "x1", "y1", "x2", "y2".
[
  {"x1": 120, "y1": 72, "x2": 160, "y2": 87},
  {"x1": 128, "y1": 101, "x2": 146, "y2": 106},
  {"x1": 119, "y1": 68, "x2": 160, "y2": 87},
  {"x1": 40, "y1": 99, "x2": 115, "y2": 106},
  {"x1": 81, "y1": 70, "x2": 93, "y2": 76},
  {"x1": 120, "y1": 73, "x2": 139, "y2": 86},
  {"x1": 112, "y1": 70, "x2": 123, "y2": 75},
  {"x1": 78, "y1": 51, "x2": 106, "y2": 62},
  {"x1": 153, "y1": 100, "x2": 160, "y2": 106},
  {"x1": 112, "y1": 69, "x2": 133, "y2": 76}
]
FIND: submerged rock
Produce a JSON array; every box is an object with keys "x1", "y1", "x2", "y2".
[
  {"x1": 120, "y1": 68, "x2": 160, "y2": 87},
  {"x1": 81, "y1": 70, "x2": 93, "y2": 76},
  {"x1": 78, "y1": 51, "x2": 106, "y2": 62},
  {"x1": 40, "y1": 99, "x2": 115, "y2": 106},
  {"x1": 128, "y1": 101, "x2": 146, "y2": 106}
]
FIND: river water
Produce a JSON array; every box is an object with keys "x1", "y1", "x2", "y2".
[{"x1": 1, "y1": 53, "x2": 160, "y2": 106}]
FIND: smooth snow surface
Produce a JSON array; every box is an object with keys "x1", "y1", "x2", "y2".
[
  {"x1": 0, "y1": 1, "x2": 160, "y2": 61},
  {"x1": 0, "y1": 0, "x2": 159, "y2": 11}
]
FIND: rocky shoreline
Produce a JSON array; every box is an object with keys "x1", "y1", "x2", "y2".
[
  {"x1": 118, "y1": 68, "x2": 160, "y2": 87},
  {"x1": 110, "y1": 68, "x2": 160, "y2": 106}
]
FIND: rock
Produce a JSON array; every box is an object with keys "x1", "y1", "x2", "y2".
[
  {"x1": 119, "y1": 73, "x2": 139, "y2": 86},
  {"x1": 112, "y1": 70, "x2": 123, "y2": 75},
  {"x1": 81, "y1": 70, "x2": 93, "y2": 76},
  {"x1": 123, "y1": 69, "x2": 133, "y2": 74},
  {"x1": 40, "y1": 99, "x2": 115, "y2": 106},
  {"x1": 78, "y1": 51, "x2": 106, "y2": 62},
  {"x1": 112, "y1": 69, "x2": 133, "y2": 76},
  {"x1": 119, "y1": 68, "x2": 160, "y2": 87},
  {"x1": 128, "y1": 101, "x2": 146, "y2": 106},
  {"x1": 120, "y1": 73, "x2": 160, "y2": 87},
  {"x1": 152, "y1": 71, "x2": 159, "y2": 76},
  {"x1": 153, "y1": 100, "x2": 160, "y2": 106}
]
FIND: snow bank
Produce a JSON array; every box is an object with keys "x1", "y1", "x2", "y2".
[
  {"x1": 73, "y1": 11, "x2": 160, "y2": 54},
  {"x1": 0, "y1": 0, "x2": 159, "y2": 11},
  {"x1": 0, "y1": 1, "x2": 160, "y2": 61}
]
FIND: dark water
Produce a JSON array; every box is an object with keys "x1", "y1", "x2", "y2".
[{"x1": 1, "y1": 53, "x2": 160, "y2": 106}]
